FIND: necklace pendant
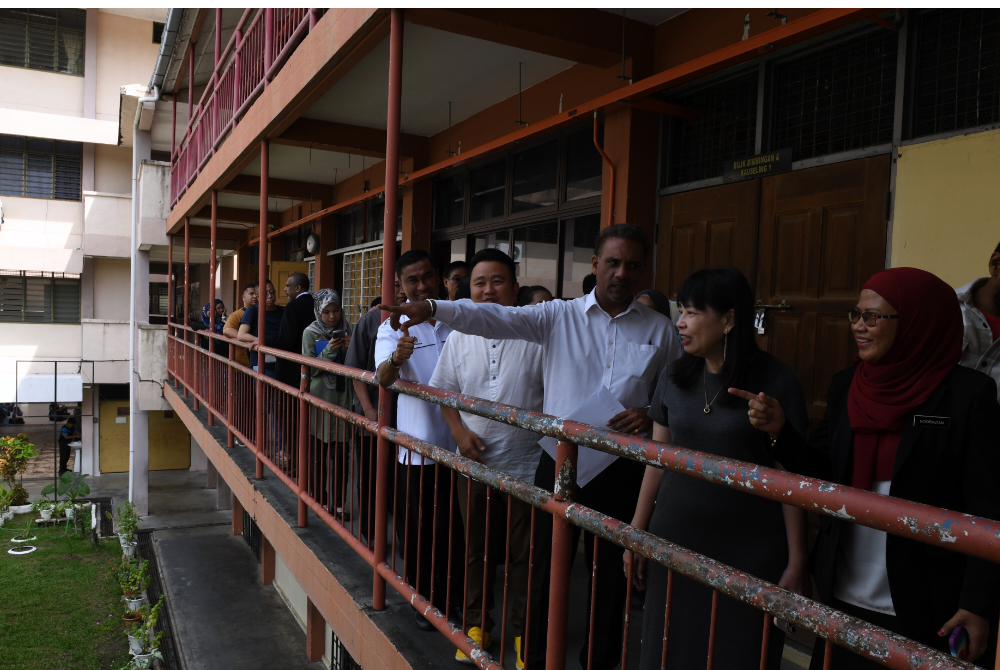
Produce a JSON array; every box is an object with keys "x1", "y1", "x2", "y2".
[{"x1": 703, "y1": 406, "x2": 711, "y2": 414}]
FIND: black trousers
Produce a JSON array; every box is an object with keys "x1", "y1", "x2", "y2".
[
  {"x1": 356, "y1": 432, "x2": 376, "y2": 544},
  {"x1": 525, "y1": 454, "x2": 644, "y2": 670},
  {"x1": 394, "y1": 459, "x2": 465, "y2": 611},
  {"x1": 58, "y1": 438, "x2": 70, "y2": 474}
]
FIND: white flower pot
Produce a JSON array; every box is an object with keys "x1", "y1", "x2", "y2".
[
  {"x1": 65, "y1": 507, "x2": 74, "y2": 519},
  {"x1": 125, "y1": 596, "x2": 144, "y2": 612},
  {"x1": 10, "y1": 504, "x2": 32, "y2": 514},
  {"x1": 123, "y1": 542, "x2": 137, "y2": 558},
  {"x1": 127, "y1": 633, "x2": 144, "y2": 655},
  {"x1": 39, "y1": 510, "x2": 52, "y2": 520},
  {"x1": 132, "y1": 652, "x2": 156, "y2": 669},
  {"x1": 2, "y1": 511, "x2": 12, "y2": 521}
]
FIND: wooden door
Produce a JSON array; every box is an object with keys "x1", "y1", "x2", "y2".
[
  {"x1": 655, "y1": 180, "x2": 761, "y2": 298},
  {"x1": 756, "y1": 155, "x2": 890, "y2": 421},
  {"x1": 270, "y1": 261, "x2": 310, "y2": 306}
]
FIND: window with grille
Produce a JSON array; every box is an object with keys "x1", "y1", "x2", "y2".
[
  {"x1": 771, "y1": 30, "x2": 898, "y2": 161},
  {"x1": 0, "y1": 135, "x2": 82, "y2": 201},
  {"x1": 0, "y1": 270, "x2": 81, "y2": 323},
  {"x1": 341, "y1": 247, "x2": 383, "y2": 325},
  {"x1": 910, "y1": 9, "x2": 1000, "y2": 138},
  {"x1": 662, "y1": 70, "x2": 758, "y2": 187},
  {"x1": 0, "y1": 8, "x2": 86, "y2": 76}
]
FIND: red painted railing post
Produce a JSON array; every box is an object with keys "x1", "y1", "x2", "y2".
[
  {"x1": 183, "y1": 217, "x2": 191, "y2": 400},
  {"x1": 167, "y1": 234, "x2": 176, "y2": 387},
  {"x1": 546, "y1": 440, "x2": 578, "y2": 670},
  {"x1": 227, "y1": 342, "x2": 235, "y2": 448},
  {"x1": 207, "y1": 190, "x2": 217, "y2": 426},
  {"x1": 263, "y1": 9, "x2": 274, "y2": 88},
  {"x1": 187, "y1": 40, "x2": 195, "y2": 135},
  {"x1": 309, "y1": 8, "x2": 318, "y2": 30},
  {"x1": 255, "y1": 139, "x2": 268, "y2": 480},
  {"x1": 233, "y1": 28, "x2": 242, "y2": 128},
  {"x1": 298, "y1": 363, "x2": 309, "y2": 528},
  {"x1": 372, "y1": 7, "x2": 404, "y2": 611}
]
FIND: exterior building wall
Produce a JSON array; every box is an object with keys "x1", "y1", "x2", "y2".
[
  {"x1": 0, "y1": 67, "x2": 85, "y2": 116},
  {"x1": 95, "y1": 11, "x2": 161, "y2": 124},
  {"x1": 137, "y1": 322, "x2": 170, "y2": 411},
  {"x1": 137, "y1": 161, "x2": 170, "y2": 250},
  {"x1": 95, "y1": 144, "x2": 133, "y2": 194},
  {"x1": 93, "y1": 258, "x2": 131, "y2": 320},
  {"x1": 0, "y1": 324, "x2": 83, "y2": 403},
  {"x1": 892, "y1": 128, "x2": 1000, "y2": 287},
  {"x1": 0, "y1": 197, "x2": 84, "y2": 273},
  {"x1": 274, "y1": 552, "x2": 310, "y2": 630},
  {"x1": 83, "y1": 192, "x2": 132, "y2": 258}
]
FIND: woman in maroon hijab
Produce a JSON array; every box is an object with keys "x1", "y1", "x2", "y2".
[{"x1": 731, "y1": 268, "x2": 1000, "y2": 668}]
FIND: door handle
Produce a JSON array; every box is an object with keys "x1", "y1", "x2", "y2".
[{"x1": 754, "y1": 300, "x2": 794, "y2": 335}]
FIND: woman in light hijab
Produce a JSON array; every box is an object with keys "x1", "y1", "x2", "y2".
[{"x1": 302, "y1": 289, "x2": 354, "y2": 519}]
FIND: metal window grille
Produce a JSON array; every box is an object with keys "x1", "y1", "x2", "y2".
[
  {"x1": 0, "y1": 134, "x2": 82, "y2": 201},
  {"x1": 771, "y1": 29, "x2": 898, "y2": 161},
  {"x1": 0, "y1": 8, "x2": 85, "y2": 76},
  {"x1": 0, "y1": 270, "x2": 80, "y2": 323},
  {"x1": 911, "y1": 9, "x2": 1000, "y2": 138},
  {"x1": 330, "y1": 629, "x2": 361, "y2": 670},
  {"x1": 341, "y1": 246, "x2": 384, "y2": 325},
  {"x1": 663, "y1": 70, "x2": 758, "y2": 186},
  {"x1": 241, "y1": 509, "x2": 261, "y2": 563}
]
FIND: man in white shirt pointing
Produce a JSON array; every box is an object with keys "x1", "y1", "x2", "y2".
[{"x1": 380, "y1": 223, "x2": 681, "y2": 670}]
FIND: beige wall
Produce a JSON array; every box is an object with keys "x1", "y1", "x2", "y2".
[
  {"x1": 95, "y1": 144, "x2": 133, "y2": 194},
  {"x1": 892, "y1": 128, "x2": 1000, "y2": 287},
  {"x1": 0, "y1": 325, "x2": 82, "y2": 402},
  {"x1": 83, "y1": 192, "x2": 131, "y2": 258},
  {"x1": 0, "y1": 66, "x2": 84, "y2": 116},
  {"x1": 93, "y1": 257, "x2": 131, "y2": 320},
  {"x1": 95, "y1": 12, "x2": 160, "y2": 124},
  {"x1": 0, "y1": 196, "x2": 83, "y2": 273}
]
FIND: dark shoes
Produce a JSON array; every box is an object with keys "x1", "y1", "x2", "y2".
[{"x1": 413, "y1": 609, "x2": 435, "y2": 631}]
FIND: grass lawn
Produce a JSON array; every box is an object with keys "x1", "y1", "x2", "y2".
[{"x1": 0, "y1": 513, "x2": 132, "y2": 670}]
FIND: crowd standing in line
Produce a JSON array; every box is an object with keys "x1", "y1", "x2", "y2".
[{"x1": 199, "y1": 224, "x2": 1000, "y2": 669}]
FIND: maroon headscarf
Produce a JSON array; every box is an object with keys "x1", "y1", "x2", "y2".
[{"x1": 847, "y1": 268, "x2": 963, "y2": 489}]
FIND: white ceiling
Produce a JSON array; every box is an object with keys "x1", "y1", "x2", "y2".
[
  {"x1": 303, "y1": 23, "x2": 575, "y2": 137},
  {"x1": 217, "y1": 193, "x2": 298, "y2": 213},
  {"x1": 241, "y1": 144, "x2": 369, "y2": 187}
]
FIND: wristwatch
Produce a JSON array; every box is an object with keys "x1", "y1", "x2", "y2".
[{"x1": 388, "y1": 352, "x2": 403, "y2": 369}]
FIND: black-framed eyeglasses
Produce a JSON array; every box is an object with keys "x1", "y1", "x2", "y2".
[{"x1": 848, "y1": 310, "x2": 900, "y2": 327}]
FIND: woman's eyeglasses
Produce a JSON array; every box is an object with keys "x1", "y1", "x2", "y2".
[{"x1": 848, "y1": 310, "x2": 899, "y2": 327}]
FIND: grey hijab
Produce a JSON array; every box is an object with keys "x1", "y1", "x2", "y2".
[{"x1": 306, "y1": 289, "x2": 352, "y2": 390}]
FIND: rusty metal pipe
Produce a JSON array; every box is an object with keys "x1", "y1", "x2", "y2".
[
  {"x1": 593, "y1": 111, "x2": 614, "y2": 227},
  {"x1": 207, "y1": 191, "x2": 217, "y2": 426},
  {"x1": 255, "y1": 139, "x2": 268, "y2": 480},
  {"x1": 373, "y1": 6, "x2": 404, "y2": 612},
  {"x1": 298, "y1": 364, "x2": 308, "y2": 527}
]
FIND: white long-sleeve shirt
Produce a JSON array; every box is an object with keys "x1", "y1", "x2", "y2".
[{"x1": 433, "y1": 290, "x2": 682, "y2": 477}]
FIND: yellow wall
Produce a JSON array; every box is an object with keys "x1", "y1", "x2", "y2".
[
  {"x1": 99, "y1": 401, "x2": 191, "y2": 473},
  {"x1": 892, "y1": 128, "x2": 1000, "y2": 287}
]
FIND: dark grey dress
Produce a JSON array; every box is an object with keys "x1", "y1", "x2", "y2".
[{"x1": 640, "y1": 354, "x2": 809, "y2": 670}]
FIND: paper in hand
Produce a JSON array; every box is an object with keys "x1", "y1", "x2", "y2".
[{"x1": 538, "y1": 386, "x2": 626, "y2": 487}]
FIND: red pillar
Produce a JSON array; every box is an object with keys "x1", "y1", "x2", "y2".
[
  {"x1": 255, "y1": 139, "x2": 268, "y2": 480},
  {"x1": 546, "y1": 440, "x2": 578, "y2": 670},
  {"x1": 297, "y1": 363, "x2": 308, "y2": 528},
  {"x1": 183, "y1": 218, "x2": 191, "y2": 399},
  {"x1": 188, "y1": 41, "x2": 196, "y2": 133},
  {"x1": 263, "y1": 9, "x2": 273, "y2": 86},
  {"x1": 170, "y1": 94, "x2": 177, "y2": 161},
  {"x1": 373, "y1": 6, "x2": 404, "y2": 612},
  {"x1": 260, "y1": 535, "x2": 275, "y2": 585},
  {"x1": 232, "y1": 495, "x2": 244, "y2": 536},
  {"x1": 167, "y1": 234, "x2": 176, "y2": 387},
  {"x1": 208, "y1": 190, "x2": 217, "y2": 425},
  {"x1": 306, "y1": 598, "x2": 325, "y2": 662},
  {"x1": 214, "y1": 8, "x2": 222, "y2": 69}
]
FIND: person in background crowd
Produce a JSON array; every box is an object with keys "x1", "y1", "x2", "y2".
[
  {"x1": 430, "y1": 249, "x2": 544, "y2": 668},
  {"x1": 956, "y1": 242, "x2": 1000, "y2": 399},
  {"x1": 375, "y1": 249, "x2": 464, "y2": 632},
  {"x1": 380, "y1": 224, "x2": 682, "y2": 670},
  {"x1": 735, "y1": 267, "x2": 1000, "y2": 667},
  {"x1": 636, "y1": 288, "x2": 679, "y2": 323},
  {"x1": 224, "y1": 284, "x2": 257, "y2": 367},
  {"x1": 443, "y1": 260, "x2": 470, "y2": 301},
  {"x1": 201, "y1": 299, "x2": 227, "y2": 355},
  {"x1": 516, "y1": 285, "x2": 554, "y2": 306},
  {"x1": 238, "y1": 281, "x2": 283, "y2": 378},
  {"x1": 628, "y1": 268, "x2": 810, "y2": 670},
  {"x1": 345, "y1": 277, "x2": 407, "y2": 542},
  {"x1": 368, "y1": 296, "x2": 381, "y2": 312},
  {"x1": 275, "y1": 272, "x2": 315, "y2": 388},
  {"x1": 455, "y1": 275, "x2": 471, "y2": 301},
  {"x1": 582, "y1": 272, "x2": 596, "y2": 295},
  {"x1": 302, "y1": 289, "x2": 353, "y2": 518},
  {"x1": 58, "y1": 416, "x2": 80, "y2": 475}
]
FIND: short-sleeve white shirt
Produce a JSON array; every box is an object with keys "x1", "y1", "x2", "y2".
[{"x1": 374, "y1": 310, "x2": 455, "y2": 465}]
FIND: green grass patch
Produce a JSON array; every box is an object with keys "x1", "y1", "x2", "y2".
[{"x1": 0, "y1": 514, "x2": 131, "y2": 670}]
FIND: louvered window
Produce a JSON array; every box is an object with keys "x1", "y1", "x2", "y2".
[
  {"x1": 0, "y1": 9, "x2": 85, "y2": 76},
  {"x1": 0, "y1": 135, "x2": 82, "y2": 201},
  {"x1": 0, "y1": 270, "x2": 80, "y2": 323}
]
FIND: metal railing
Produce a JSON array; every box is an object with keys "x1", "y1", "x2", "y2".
[
  {"x1": 170, "y1": 8, "x2": 318, "y2": 206},
  {"x1": 166, "y1": 324, "x2": 994, "y2": 670}
]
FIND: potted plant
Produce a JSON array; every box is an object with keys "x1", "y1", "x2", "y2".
[
  {"x1": 0, "y1": 485, "x2": 12, "y2": 523},
  {"x1": 112, "y1": 500, "x2": 139, "y2": 555},
  {"x1": 41, "y1": 471, "x2": 89, "y2": 531},
  {"x1": 118, "y1": 558, "x2": 150, "y2": 611},
  {"x1": 9, "y1": 518, "x2": 36, "y2": 553},
  {"x1": 32, "y1": 497, "x2": 55, "y2": 521},
  {"x1": 0, "y1": 434, "x2": 37, "y2": 513},
  {"x1": 127, "y1": 595, "x2": 166, "y2": 668}
]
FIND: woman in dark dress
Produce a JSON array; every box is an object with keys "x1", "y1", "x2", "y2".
[
  {"x1": 627, "y1": 268, "x2": 811, "y2": 670},
  {"x1": 734, "y1": 268, "x2": 1000, "y2": 667}
]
